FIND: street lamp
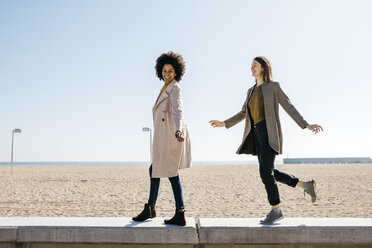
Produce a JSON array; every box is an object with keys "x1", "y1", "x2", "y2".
[
  {"x1": 142, "y1": 127, "x2": 152, "y2": 163},
  {"x1": 11, "y1": 128, "x2": 22, "y2": 176}
]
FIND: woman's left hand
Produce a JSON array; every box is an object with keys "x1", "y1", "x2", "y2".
[
  {"x1": 175, "y1": 131, "x2": 184, "y2": 142},
  {"x1": 306, "y1": 124, "x2": 323, "y2": 134}
]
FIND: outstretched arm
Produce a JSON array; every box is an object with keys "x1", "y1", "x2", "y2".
[
  {"x1": 210, "y1": 91, "x2": 249, "y2": 129},
  {"x1": 277, "y1": 83, "x2": 309, "y2": 129},
  {"x1": 278, "y1": 83, "x2": 323, "y2": 134},
  {"x1": 209, "y1": 120, "x2": 225, "y2": 127}
]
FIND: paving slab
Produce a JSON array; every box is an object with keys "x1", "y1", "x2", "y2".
[
  {"x1": 0, "y1": 217, "x2": 198, "y2": 244},
  {"x1": 198, "y1": 218, "x2": 372, "y2": 244}
]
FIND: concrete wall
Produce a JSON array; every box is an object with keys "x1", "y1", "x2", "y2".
[
  {"x1": 198, "y1": 218, "x2": 372, "y2": 247},
  {"x1": 1, "y1": 244, "x2": 372, "y2": 248},
  {"x1": 0, "y1": 217, "x2": 371, "y2": 247}
]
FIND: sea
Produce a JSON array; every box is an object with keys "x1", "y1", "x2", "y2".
[{"x1": 0, "y1": 160, "x2": 283, "y2": 166}]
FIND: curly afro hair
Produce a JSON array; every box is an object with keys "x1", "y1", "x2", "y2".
[{"x1": 155, "y1": 51, "x2": 186, "y2": 82}]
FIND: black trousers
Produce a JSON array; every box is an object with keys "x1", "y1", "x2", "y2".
[{"x1": 253, "y1": 120, "x2": 299, "y2": 206}]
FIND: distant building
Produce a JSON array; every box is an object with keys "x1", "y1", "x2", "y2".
[{"x1": 283, "y1": 157, "x2": 372, "y2": 164}]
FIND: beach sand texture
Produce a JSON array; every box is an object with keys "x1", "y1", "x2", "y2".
[{"x1": 0, "y1": 164, "x2": 371, "y2": 218}]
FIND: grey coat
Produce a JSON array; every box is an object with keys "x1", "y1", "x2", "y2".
[{"x1": 224, "y1": 81, "x2": 308, "y2": 155}]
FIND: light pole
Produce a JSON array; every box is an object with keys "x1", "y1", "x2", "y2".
[
  {"x1": 11, "y1": 128, "x2": 22, "y2": 176},
  {"x1": 142, "y1": 127, "x2": 152, "y2": 163}
]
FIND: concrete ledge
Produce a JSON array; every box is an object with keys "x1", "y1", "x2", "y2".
[
  {"x1": 198, "y1": 218, "x2": 372, "y2": 245},
  {"x1": 1, "y1": 217, "x2": 372, "y2": 247},
  {"x1": 0, "y1": 217, "x2": 198, "y2": 244}
]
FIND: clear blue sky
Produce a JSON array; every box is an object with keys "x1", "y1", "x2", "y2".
[{"x1": 1, "y1": 0, "x2": 371, "y2": 162}]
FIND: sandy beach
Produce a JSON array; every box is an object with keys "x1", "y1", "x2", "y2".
[{"x1": 0, "y1": 164, "x2": 371, "y2": 219}]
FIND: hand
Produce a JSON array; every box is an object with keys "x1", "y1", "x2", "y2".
[
  {"x1": 175, "y1": 131, "x2": 184, "y2": 142},
  {"x1": 209, "y1": 120, "x2": 225, "y2": 128},
  {"x1": 306, "y1": 124, "x2": 323, "y2": 134}
]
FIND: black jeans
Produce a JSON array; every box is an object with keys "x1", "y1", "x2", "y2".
[
  {"x1": 147, "y1": 165, "x2": 184, "y2": 210},
  {"x1": 253, "y1": 120, "x2": 299, "y2": 206}
]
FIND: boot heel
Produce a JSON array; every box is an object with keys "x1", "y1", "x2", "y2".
[
  {"x1": 133, "y1": 204, "x2": 156, "y2": 222},
  {"x1": 150, "y1": 205, "x2": 156, "y2": 218}
]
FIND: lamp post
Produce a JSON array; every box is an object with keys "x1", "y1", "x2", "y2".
[
  {"x1": 142, "y1": 127, "x2": 152, "y2": 163},
  {"x1": 11, "y1": 128, "x2": 22, "y2": 176}
]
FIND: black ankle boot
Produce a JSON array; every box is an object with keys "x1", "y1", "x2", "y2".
[
  {"x1": 164, "y1": 209, "x2": 186, "y2": 226},
  {"x1": 132, "y1": 204, "x2": 156, "y2": 221}
]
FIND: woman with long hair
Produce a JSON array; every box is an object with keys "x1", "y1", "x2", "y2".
[{"x1": 210, "y1": 56, "x2": 322, "y2": 224}]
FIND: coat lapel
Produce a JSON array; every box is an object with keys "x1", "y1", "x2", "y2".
[
  {"x1": 260, "y1": 82, "x2": 270, "y2": 99},
  {"x1": 153, "y1": 80, "x2": 176, "y2": 109},
  {"x1": 244, "y1": 84, "x2": 256, "y2": 111}
]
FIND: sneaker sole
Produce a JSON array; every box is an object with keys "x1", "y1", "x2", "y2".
[{"x1": 260, "y1": 216, "x2": 284, "y2": 224}]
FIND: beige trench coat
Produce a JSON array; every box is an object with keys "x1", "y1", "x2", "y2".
[
  {"x1": 224, "y1": 81, "x2": 308, "y2": 155},
  {"x1": 151, "y1": 80, "x2": 191, "y2": 178}
]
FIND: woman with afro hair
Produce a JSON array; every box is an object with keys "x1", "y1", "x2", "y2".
[{"x1": 132, "y1": 51, "x2": 191, "y2": 226}]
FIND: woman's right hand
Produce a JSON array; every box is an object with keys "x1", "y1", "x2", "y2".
[
  {"x1": 209, "y1": 120, "x2": 225, "y2": 128},
  {"x1": 175, "y1": 130, "x2": 185, "y2": 142}
]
